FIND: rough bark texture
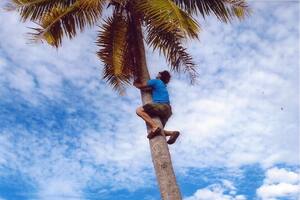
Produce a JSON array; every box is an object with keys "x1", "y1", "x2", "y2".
[{"x1": 134, "y1": 19, "x2": 182, "y2": 200}]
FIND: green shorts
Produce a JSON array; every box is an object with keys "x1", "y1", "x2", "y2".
[{"x1": 143, "y1": 103, "x2": 172, "y2": 127}]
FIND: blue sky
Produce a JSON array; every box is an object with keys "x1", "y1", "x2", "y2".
[{"x1": 0, "y1": 1, "x2": 299, "y2": 200}]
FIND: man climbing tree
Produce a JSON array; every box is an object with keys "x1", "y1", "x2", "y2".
[{"x1": 134, "y1": 70, "x2": 180, "y2": 144}]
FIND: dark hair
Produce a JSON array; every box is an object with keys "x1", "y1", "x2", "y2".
[{"x1": 159, "y1": 70, "x2": 171, "y2": 84}]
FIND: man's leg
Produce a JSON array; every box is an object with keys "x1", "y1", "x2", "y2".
[
  {"x1": 163, "y1": 130, "x2": 176, "y2": 136},
  {"x1": 136, "y1": 106, "x2": 159, "y2": 133}
]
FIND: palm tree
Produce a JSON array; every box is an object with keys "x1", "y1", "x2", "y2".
[{"x1": 6, "y1": 0, "x2": 249, "y2": 199}]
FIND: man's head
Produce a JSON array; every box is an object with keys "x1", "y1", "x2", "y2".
[{"x1": 157, "y1": 70, "x2": 171, "y2": 84}]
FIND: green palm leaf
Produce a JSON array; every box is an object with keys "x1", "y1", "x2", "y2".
[
  {"x1": 6, "y1": 0, "x2": 75, "y2": 22},
  {"x1": 173, "y1": 0, "x2": 250, "y2": 21},
  {"x1": 135, "y1": 0, "x2": 200, "y2": 39},
  {"x1": 97, "y1": 12, "x2": 134, "y2": 93},
  {"x1": 146, "y1": 26, "x2": 197, "y2": 83},
  {"x1": 29, "y1": 0, "x2": 105, "y2": 47}
]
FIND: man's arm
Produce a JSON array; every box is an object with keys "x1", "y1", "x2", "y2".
[{"x1": 133, "y1": 81, "x2": 152, "y2": 91}]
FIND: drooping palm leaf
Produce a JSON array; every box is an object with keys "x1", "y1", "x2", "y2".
[
  {"x1": 134, "y1": 0, "x2": 200, "y2": 39},
  {"x1": 173, "y1": 0, "x2": 249, "y2": 21},
  {"x1": 96, "y1": 12, "x2": 134, "y2": 93},
  {"x1": 6, "y1": 0, "x2": 75, "y2": 22},
  {"x1": 146, "y1": 26, "x2": 197, "y2": 83},
  {"x1": 30, "y1": 0, "x2": 105, "y2": 47}
]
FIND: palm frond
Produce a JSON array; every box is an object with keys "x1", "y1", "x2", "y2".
[
  {"x1": 134, "y1": 0, "x2": 200, "y2": 39},
  {"x1": 172, "y1": 0, "x2": 250, "y2": 22},
  {"x1": 146, "y1": 26, "x2": 197, "y2": 83},
  {"x1": 29, "y1": 0, "x2": 105, "y2": 47},
  {"x1": 6, "y1": 0, "x2": 75, "y2": 22},
  {"x1": 97, "y1": 13, "x2": 134, "y2": 93}
]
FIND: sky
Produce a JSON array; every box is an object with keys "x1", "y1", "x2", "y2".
[{"x1": 0, "y1": 1, "x2": 299, "y2": 200}]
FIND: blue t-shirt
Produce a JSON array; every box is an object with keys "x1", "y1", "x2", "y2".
[{"x1": 147, "y1": 79, "x2": 170, "y2": 103}]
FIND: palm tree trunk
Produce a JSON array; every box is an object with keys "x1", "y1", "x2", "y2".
[{"x1": 133, "y1": 18, "x2": 182, "y2": 200}]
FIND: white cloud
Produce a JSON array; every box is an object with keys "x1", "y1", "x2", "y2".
[
  {"x1": 32, "y1": 65, "x2": 63, "y2": 98},
  {"x1": 265, "y1": 167, "x2": 299, "y2": 185},
  {"x1": 7, "y1": 68, "x2": 35, "y2": 94},
  {"x1": 256, "y1": 167, "x2": 300, "y2": 200},
  {"x1": 184, "y1": 180, "x2": 246, "y2": 200},
  {"x1": 0, "y1": 58, "x2": 6, "y2": 68},
  {"x1": 0, "y1": 133, "x2": 16, "y2": 167},
  {"x1": 38, "y1": 178, "x2": 83, "y2": 200},
  {"x1": 257, "y1": 183, "x2": 299, "y2": 200}
]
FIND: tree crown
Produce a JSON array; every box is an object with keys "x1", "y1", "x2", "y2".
[{"x1": 5, "y1": 0, "x2": 250, "y2": 93}]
